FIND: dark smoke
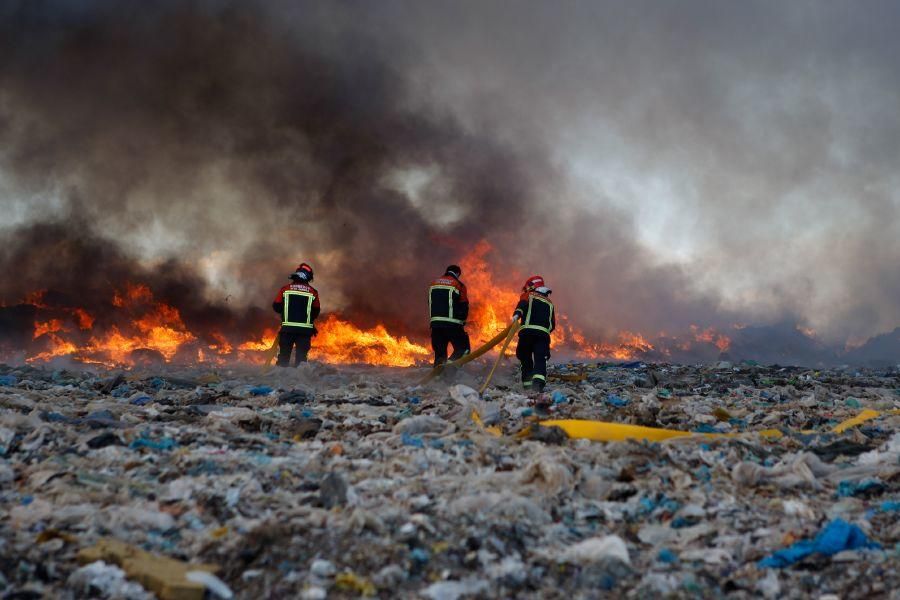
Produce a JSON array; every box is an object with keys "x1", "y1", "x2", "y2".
[
  {"x1": 1, "y1": 1, "x2": 898, "y2": 366},
  {"x1": 0, "y1": 218, "x2": 267, "y2": 356},
  {"x1": 0, "y1": 1, "x2": 725, "y2": 335}
]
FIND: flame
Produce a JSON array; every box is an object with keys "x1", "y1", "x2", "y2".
[
  {"x1": 311, "y1": 315, "x2": 430, "y2": 367},
  {"x1": 208, "y1": 332, "x2": 233, "y2": 354},
  {"x1": 112, "y1": 283, "x2": 153, "y2": 307},
  {"x1": 238, "y1": 329, "x2": 278, "y2": 351},
  {"x1": 27, "y1": 333, "x2": 78, "y2": 363},
  {"x1": 555, "y1": 319, "x2": 654, "y2": 360},
  {"x1": 459, "y1": 240, "x2": 522, "y2": 343},
  {"x1": 458, "y1": 241, "x2": 655, "y2": 360},
  {"x1": 85, "y1": 290, "x2": 196, "y2": 362},
  {"x1": 73, "y1": 308, "x2": 95, "y2": 329},
  {"x1": 689, "y1": 325, "x2": 732, "y2": 352},
  {"x1": 23, "y1": 290, "x2": 48, "y2": 306},
  {"x1": 33, "y1": 319, "x2": 64, "y2": 339},
  {"x1": 13, "y1": 240, "x2": 736, "y2": 367}
]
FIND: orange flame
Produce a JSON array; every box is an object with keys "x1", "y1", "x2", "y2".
[
  {"x1": 311, "y1": 314, "x2": 430, "y2": 367},
  {"x1": 33, "y1": 319, "x2": 64, "y2": 339},
  {"x1": 238, "y1": 329, "x2": 278, "y2": 351},
  {"x1": 16, "y1": 241, "x2": 732, "y2": 367},
  {"x1": 26, "y1": 333, "x2": 78, "y2": 363},
  {"x1": 73, "y1": 308, "x2": 94, "y2": 330},
  {"x1": 689, "y1": 325, "x2": 732, "y2": 352}
]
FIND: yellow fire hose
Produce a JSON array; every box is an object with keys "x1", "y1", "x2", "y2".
[
  {"x1": 470, "y1": 408, "x2": 898, "y2": 443},
  {"x1": 479, "y1": 322, "x2": 521, "y2": 394},
  {"x1": 419, "y1": 322, "x2": 516, "y2": 385},
  {"x1": 257, "y1": 332, "x2": 280, "y2": 374}
]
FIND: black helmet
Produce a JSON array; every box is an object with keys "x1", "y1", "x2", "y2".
[{"x1": 445, "y1": 264, "x2": 462, "y2": 278}]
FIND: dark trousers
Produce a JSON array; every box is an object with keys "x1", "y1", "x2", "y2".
[
  {"x1": 277, "y1": 328, "x2": 313, "y2": 367},
  {"x1": 430, "y1": 324, "x2": 470, "y2": 366},
  {"x1": 516, "y1": 331, "x2": 550, "y2": 387}
]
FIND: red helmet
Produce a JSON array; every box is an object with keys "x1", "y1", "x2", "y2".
[
  {"x1": 522, "y1": 275, "x2": 544, "y2": 292},
  {"x1": 290, "y1": 262, "x2": 314, "y2": 282}
]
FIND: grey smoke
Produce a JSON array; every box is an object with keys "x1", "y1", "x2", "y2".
[{"x1": 1, "y1": 1, "x2": 898, "y2": 355}]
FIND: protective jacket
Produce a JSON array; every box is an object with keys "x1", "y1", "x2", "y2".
[
  {"x1": 273, "y1": 282, "x2": 320, "y2": 330},
  {"x1": 429, "y1": 274, "x2": 469, "y2": 327},
  {"x1": 513, "y1": 291, "x2": 555, "y2": 335}
]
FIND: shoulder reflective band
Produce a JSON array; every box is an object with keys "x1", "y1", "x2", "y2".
[
  {"x1": 429, "y1": 285, "x2": 464, "y2": 324},
  {"x1": 521, "y1": 295, "x2": 553, "y2": 334},
  {"x1": 282, "y1": 290, "x2": 315, "y2": 328}
]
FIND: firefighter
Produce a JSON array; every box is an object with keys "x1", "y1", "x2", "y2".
[
  {"x1": 511, "y1": 275, "x2": 555, "y2": 392},
  {"x1": 272, "y1": 263, "x2": 320, "y2": 366},
  {"x1": 428, "y1": 264, "x2": 471, "y2": 367}
]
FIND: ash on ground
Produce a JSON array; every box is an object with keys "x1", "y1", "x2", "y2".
[{"x1": 0, "y1": 359, "x2": 898, "y2": 599}]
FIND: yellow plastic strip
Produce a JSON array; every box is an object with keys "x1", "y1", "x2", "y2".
[
  {"x1": 471, "y1": 409, "x2": 502, "y2": 437},
  {"x1": 539, "y1": 419, "x2": 695, "y2": 443},
  {"x1": 831, "y1": 408, "x2": 900, "y2": 433},
  {"x1": 534, "y1": 408, "x2": 898, "y2": 444}
]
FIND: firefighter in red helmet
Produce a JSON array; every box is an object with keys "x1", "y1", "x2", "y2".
[
  {"x1": 272, "y1": 263, "x2": 320, "y2": 366},
  {"x1": 428, "y1": 264, "x2": 471, "y2": 367},
  {"x1": 511, "y1": 275, "x2": 555, "y2": 392}
]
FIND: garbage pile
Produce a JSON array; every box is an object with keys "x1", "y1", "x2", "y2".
[{"x1": 0, "y1": 359, "x2": 898, "y2": 599}]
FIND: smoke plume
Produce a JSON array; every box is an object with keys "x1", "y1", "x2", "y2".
[{"x1": 1, "y1": 1, "x2": 899, "y2": 364}]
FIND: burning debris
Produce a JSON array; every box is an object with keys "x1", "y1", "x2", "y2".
[
  {"x1": 0, "y1": 223, "x2": 746, "y2": 369},
  {"x1": 1, "y1": 2, "x2": 900, "y2": 598}
]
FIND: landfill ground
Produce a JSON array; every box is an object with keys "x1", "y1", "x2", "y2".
[{"x1": 0, "y1": 359, "x2": 898, "y2": 600}]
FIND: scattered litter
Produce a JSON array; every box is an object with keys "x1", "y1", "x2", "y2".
[
  {"x1": 758, "y1": 519, "x2": 882, "y2": 568},
  {"x1": 559, "y1": 535, "x2": 630, "y2": 565},
  {"x1": 0, "y1": 360, "x2": 897, "y2": 597}
]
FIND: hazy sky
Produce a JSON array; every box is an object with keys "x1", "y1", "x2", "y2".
[{"x1": 1, "y1": 1, "x2": 898, "y2": 344}]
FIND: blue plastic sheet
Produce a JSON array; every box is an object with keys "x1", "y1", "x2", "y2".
[
  {"x1": 129, "y1": 436, "x2": 177, "y2": 452},
  {"x1": 250, "y1": 385, "x2": 274, "y2": 396},
  {"x1": 837, "y1": 478, "x2": 886, "y2": 497},
  {"x1": 758, "y1": 519, "x2": 881, "y2": 568},
  {"x1": 401, "y1": 432, "x2": 424, "y2": 448},
  {"x1": 692, "y1": 423, "x2": 718, "y2": 434},
  {"x1": 0, "y1": 375, "x2": 17, "y2": 386},
  {"x1": 657, "y1": 548, "x2": 678, "y2": 563},
  {"x1": 606, "y1": 394, "x2": 629, "y2": 407}
]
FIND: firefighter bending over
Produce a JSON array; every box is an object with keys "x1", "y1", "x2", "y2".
[
  {"x1": 272, "y1": 263, "x2": 320, "y2": 366},
  {"x1": 428, "y1": 264, "x2": 471, "y2": 367},
  {"x1": 511, "y1": 275, "x2": 555, "y2": 392}
]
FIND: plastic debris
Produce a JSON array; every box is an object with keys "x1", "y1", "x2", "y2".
[
  {"x1": 758, "y1": 519, "x2": 882, "y2": 568},
  {"x1": 0, "y1": 360, "x2": 897, "y2": 598},
  {"x1": 559, "y1": 535, "x2": 631, "y2": 565},
  {"x1": 67, "y1": 560, "x2": 154, "y2": 599},
  {"x1": 185, "y1": 571, "x2": 234, "y2": 599},
  {"x1": 606, "y1": 393, "x2": 629, "y2": 407},
  {"x1": 422, "y1": 578, "x2": 490, "y2": 600},
  {"x1": 334, "y1": 571, "x2": 376, "y2": 596},
  {"x1": 76, "y1": 538, "x2": 219, "y2": 600}
]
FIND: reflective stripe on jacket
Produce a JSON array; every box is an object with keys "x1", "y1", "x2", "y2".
[
  {"x1": 514, "y1": 292, "x2": 555, "y2": 334},
  {"x1": 273, "y1": 283, "x2": 320, "y2": 329},
  {"x1": 429, "y1": 275, "x2": 468, "y2": 325}
]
